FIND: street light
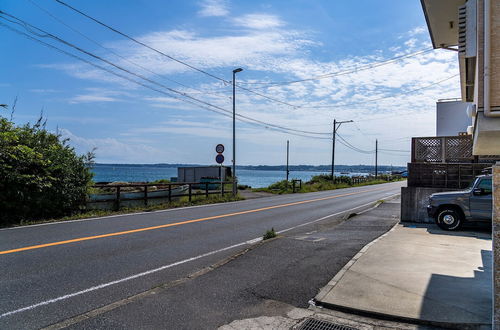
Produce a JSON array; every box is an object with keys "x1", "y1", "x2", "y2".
[{"x1": 232, "y1": 67, "x2": 243, "y2": 196}]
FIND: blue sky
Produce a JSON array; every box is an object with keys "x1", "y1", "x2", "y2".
[{"x1": 1, "y1": 0, "x2": 460, "y2": 166}]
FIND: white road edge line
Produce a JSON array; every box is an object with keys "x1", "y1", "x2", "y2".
[
  {"x1": 0, "y1": 182, "x2": 404, "y2": 231},
  {"x1": 0, "y1": 192, "x2": 400, "y2": 319}
]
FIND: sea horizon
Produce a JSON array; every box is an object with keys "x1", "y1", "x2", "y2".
[{"x1": 91, "y1": 163, "x2": 406, "y2": 188}]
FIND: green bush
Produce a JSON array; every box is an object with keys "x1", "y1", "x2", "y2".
[
  {"x1": 0, "y1": 115, "x2": 94, "y2": 225},
  {"x1": 150, "y1": 178, "x2": 170, "y2": 184},
  {"x1": 263, "y1": 228, "x2": 277, "y2": 240}
]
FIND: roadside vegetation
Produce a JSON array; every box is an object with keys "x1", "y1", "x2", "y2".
[
  {"x1": 0, "y1": 113, "x2": 94, "y2": 227},
  {"x1": 252, "y1": 174, "x2": 405, "y2": 194},
  {"x1": 6, "y1": 194, "x2": 244, "y2": 228},
  {"x1": 263, "y1": 228, "x2": 277, "y2": 240}
]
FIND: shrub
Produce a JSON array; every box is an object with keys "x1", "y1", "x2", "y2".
[
  {"x1": 263, "y1": 228, "x2": 277, "y2": 240},
  {"x1": 0, "y1": 115, "x2": 94, "y2": 225}
]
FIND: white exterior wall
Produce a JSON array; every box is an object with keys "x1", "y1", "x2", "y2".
[{"x1": 436, "y1": 100, "x2": 471, "y2": 136}]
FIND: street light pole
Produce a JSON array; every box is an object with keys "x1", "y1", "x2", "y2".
[{"x1": 232, "y1": 68, "x2": 243, "y2": 196}]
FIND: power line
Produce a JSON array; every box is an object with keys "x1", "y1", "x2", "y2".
[
  {"x1": 50, "y1": 0, "x2": 457, "y2": 114},
  {"x1": 300, "y1": 74, "x2": 460, "y2": 109},
  {"x1": 237, "y1": 48, "x2": 434, "y2": 88},
  {"x1": 0, "y1": 16, "x2": 336, "y2": 140},
  {"x1": 26, "y1": 0, "x2": 230, "y2": 100},
  {"x1": 335, "y1": 133, "x2": 374, "y2": 154},
  {"x1": 53, "y1": 0, "x2": 311, "y2": 110},
  {"x1": 54, "y1": 0, "x2": 229, "y2": 84}
]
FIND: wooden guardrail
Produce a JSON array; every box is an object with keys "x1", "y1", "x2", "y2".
[{"x1": 89, "y1": 181, "x2": 234, "y2": 210}]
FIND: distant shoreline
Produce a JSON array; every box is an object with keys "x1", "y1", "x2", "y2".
[{"x1": 92, "y1": 163, "x2": 406, "y2": 172}]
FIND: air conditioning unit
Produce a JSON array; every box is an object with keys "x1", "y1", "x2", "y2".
[{"x1": 458, "y1": 0, "x2": 477, "y2": 58}]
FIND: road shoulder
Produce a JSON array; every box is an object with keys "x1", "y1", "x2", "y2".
[{"x1": 55, "y1": 199, "x2": 401, "y2": 329}]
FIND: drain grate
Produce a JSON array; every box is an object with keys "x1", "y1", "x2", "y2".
[{"x1": 296, "y1": 318, "x2": 358, "y2": 330}]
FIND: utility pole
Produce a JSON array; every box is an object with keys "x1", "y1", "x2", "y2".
[
  {"x1": 331, "y1": 119, "x2": 353, "y2": 179},
  {"x1": 232, "y1": 68, "x2": 243, "y2": 196},
  {"x1": 375, "y1": 139, "x2": 378, "y2": 179},
  {"x1": 286, "y1": 140, "x2": 290, "y2": 181}
]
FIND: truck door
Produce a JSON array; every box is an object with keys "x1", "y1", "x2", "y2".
[{"x1": 469, "y1": 178, "x2": 493, "y2": 221}]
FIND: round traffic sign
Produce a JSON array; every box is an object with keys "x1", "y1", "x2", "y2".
[
  {"x1": 215, "y1": 144, "x2": 225, "y2": 154},
  {"x1": 215, "y1": 154, "x2": 224, "y2": 164}
]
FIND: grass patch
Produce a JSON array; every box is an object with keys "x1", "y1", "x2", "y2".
[
  {"x1": 4, "y1": 194, "x2": 244, "y2": 228},
  {"x1": 253, "y1": 175, "x2": 405, "y2": 195},
  {"x1": 263, "y1": 228, "x2": 277, "y2": 240}
]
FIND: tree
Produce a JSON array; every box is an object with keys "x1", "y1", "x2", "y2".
[{"x1": 0, "y1": 115, "x2": 94, "y2": 225}]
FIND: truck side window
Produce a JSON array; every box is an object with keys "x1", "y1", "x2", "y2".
[{"x1": 477, "y1": 179, "x2": 492, "y2": 194}]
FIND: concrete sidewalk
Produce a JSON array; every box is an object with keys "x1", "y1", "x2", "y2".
[{"x1": 315, "y1": 206, "x2": 492, "y2": 328}]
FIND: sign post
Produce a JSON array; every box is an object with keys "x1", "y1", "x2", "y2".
[{"x1": 215, "y1": 144, "x2": 225, "y2": 197}]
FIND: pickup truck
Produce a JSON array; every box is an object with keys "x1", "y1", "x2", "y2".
[{"x1": 427, "y1": 174, "x2": 492, "y2": 230}]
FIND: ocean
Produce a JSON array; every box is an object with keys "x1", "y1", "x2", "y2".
[{"x1": 91, "y1": 164, "x2": 369, "y2": 188}]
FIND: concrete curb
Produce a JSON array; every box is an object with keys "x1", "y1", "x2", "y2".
[
  {"x1": 314, "y1": 223, "x2": 398, "y2": 302},
  {"x1": 314, "y1": 196, "x2": 400, "y2": 302},
  {"x1": 313, "y1": 201, "x2": 491, "y2": 330}
]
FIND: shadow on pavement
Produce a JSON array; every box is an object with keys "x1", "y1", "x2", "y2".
[
  {"x1": 420, "y1": 249, "x2": 492, "y2": 325},
  {"x1": 401, "y1": 222, "x2": 491, "y2": 240}
]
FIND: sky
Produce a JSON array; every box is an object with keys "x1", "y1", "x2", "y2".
[{"x1": 0, "y1": 0, "x2": 461, "y2": 166}]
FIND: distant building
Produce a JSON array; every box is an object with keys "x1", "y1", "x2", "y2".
[{"x1": 177, "y1": 166, "x2": 231, "y2": 183}]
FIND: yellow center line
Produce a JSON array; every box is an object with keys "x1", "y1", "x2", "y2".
[{"x1": 0, "y1": 186, "x2": 390, "y2": 255}]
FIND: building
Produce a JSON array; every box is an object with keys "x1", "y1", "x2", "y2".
[
  {"x1": 421, "y1": 0, "x2": 500, "y2": 153},
  {"x1": 420, "y1": 0, "x2": 500, "y2": 325},
  {"x1": 177, "y1": 166, "x2": 230, "y2": 183}
]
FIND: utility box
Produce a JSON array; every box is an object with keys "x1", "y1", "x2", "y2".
[{"x1": 177, "y1": 166, "x2": 231, "y2": 183}]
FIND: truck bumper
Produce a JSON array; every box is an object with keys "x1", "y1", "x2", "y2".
[{"x1": 427, "y1": 205, "x2": 438, "y2": 218}]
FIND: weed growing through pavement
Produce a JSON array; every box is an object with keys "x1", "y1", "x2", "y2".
[{"x1": 263, "y1": 228, "x2": 277, "y2": 240}]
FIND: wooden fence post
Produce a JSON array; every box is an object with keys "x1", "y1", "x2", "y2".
[
  {"x1": 144, "y1": 185, "x2": 148, "y2": 206},
  {"x1": 168, "y1": 184, "x2": 172, "y2": 203},
  {"x1": 189, "y1": 184, "x2": 192, "y2": 202},
  {"x1": 205, "y1": 182, "x2": 209, "y2": 198},
  {"x1": 116, "y1": 186, "x2": 121, "y2": 211}
]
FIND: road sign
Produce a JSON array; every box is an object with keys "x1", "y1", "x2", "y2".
[
  {"x1": 216, "y1": 154, "x2": 224, "y2": 164},
  {"x1": 216, "y1": 144, "x2": 225, "y2": 154}
]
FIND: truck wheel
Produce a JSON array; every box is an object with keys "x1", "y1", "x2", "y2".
[{"x1": 436, "y1": 208, "x2": 462, "y2": 231}]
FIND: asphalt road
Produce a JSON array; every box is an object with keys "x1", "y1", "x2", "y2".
[{"x1": 0, "y1": 181, "x2": 404, "y2": 329}]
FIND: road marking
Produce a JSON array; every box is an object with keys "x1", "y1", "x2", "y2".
[
  {"x1": 0, "y1": 194, "x2": 399, "y2": 319},
  {"x1": 0, "y1": 241, "x2": 250, "y2": 319},
  {"x1": 0, "y1": 182, "x2": 405, "y2": 232},
  {"x1": 0, "y1": 187, "x2": 391, "y2": 255}
]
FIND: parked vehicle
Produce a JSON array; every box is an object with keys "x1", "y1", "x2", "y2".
[{"x1": 427, "y1": 174, "x2": 492, "y2": 230}]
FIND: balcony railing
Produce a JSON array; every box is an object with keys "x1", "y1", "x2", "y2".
[{"x1": 411, "y1": 136, "x2": 474, "y2": 163}]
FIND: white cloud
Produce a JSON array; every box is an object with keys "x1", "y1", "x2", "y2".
[
  {"x1": 68, "y1": 88, "x2": 132, "y2": 104},
  {"x1": 39, "y1": 21, "x2": 458, "y2": 165},
  {"x1": 198, "y1": 0, "x2": 229, "y2": 17},
  {"x1": 232, "y1": 14, "x2": 284, "y2": 29},
  {"x1": 408, "y1": 26, "x2": 427, "y2": 36},
  {"x1": 60, "y1": 128, "x2": 178, "y2": 163},
  {"x1": 69, "y1": 95, "x2": 117, "y2": 103}
]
